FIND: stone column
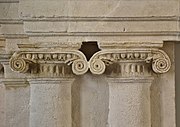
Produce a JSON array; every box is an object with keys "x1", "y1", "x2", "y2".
[
  {"x1": 0, "y1": 78, "x2": 30, "y2": 127},
  {"x1": 0, "y1": 81, "x2": 5, "y2": 127},
  {"x1": 106, "y1": 77, "x2": 153, "y2": 127},
  {"x1": 8, "y1": 42, "x2": 172, "y2": 127},
  {"x1": 28, "y1": 78, "x2": 74, "y2": 127}
]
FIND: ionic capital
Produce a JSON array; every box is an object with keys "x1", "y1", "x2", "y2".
[
  {"x1": 89, "y1": 48, "x2": 171, "y2": 75},
  {"x1": 9, "y1": 43, "x2": 171, "y2": 76},
  {"x1": 10, "y1": 50, "x2": 88, "y2": 76}
]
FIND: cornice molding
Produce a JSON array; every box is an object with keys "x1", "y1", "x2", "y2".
[
  {"x1": 25, "y1": 31, "x2": 180, "y2": 37},
  {"x1": 22, "y1": 16, "x2": 180, "y2": 22},
  {"x1": 106, "y1": 77, "x2": 154, "y2": 83},
  {"x1": 0, "y1": 0, "x2": 19, "y2": 3},
  {"x1": 0, "y1": 19, "x2": 23, "y2": 24},
  {"x1": 9, "y1": 42, "x2": 171, "y2": 76},
  {"x1": 0, "y1": 78, "x2": 29, "y2": 87},
  {"x1": 28, "y1": 78, "x2": 75, "y2": 84}
]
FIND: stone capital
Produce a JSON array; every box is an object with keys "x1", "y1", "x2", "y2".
[{"x1": 9, "y1": 42, "x2": 171, "y2": 77}]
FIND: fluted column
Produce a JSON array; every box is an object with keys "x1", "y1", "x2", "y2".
[
  {"x1": 28, "y1": 78, "x2": 74, "y2": 127},
  {"x1": 106, "y1": 77, "x2": 153, "y2": 127}
]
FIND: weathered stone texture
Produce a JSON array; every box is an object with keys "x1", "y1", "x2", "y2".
[{"x1": 0, "y1": 0, "x2": 178, "y2": 127}]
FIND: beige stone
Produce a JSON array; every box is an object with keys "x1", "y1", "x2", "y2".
[
  {"x1": 28, "y1": 78, "x2": 74, "y2": 127},
  {"x1": 0, "y1": 2, "x2": 19, "y2": 19},
  {"x1": 0, "y1": 79, "x2": 30, "y2": 127},
  {"x1": 107, "y1": 78, "x2": 152, "y2": 127},
  {"x1": 0, "y1": 0, "x2": 178, "y2": 127}
]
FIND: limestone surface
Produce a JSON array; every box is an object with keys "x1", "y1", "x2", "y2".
[{"x1": 0, "y1": 0, "x2": 177, "y2": 127}]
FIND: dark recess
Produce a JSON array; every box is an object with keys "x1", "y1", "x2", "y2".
[{"x1": 79, "y1": 41, "x2": 101, "y2": 61}]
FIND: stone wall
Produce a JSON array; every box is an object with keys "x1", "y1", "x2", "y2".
[{"x1": 0, "y1": 0, "x2": 178, "y2": 127}]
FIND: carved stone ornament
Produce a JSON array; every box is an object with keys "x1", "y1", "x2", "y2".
[
  {"x1": 9, "y1": 43, "x2": 171, "y2": 76},
  {"x1": 10, "y1": 50, "x2": 88, "y2": 75},
  {"x1": 89, "y1": 48, "x2": 171, "y2": 74}
]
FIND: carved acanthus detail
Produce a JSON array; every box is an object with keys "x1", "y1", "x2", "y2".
[{"x1": 9, "y1": 45, "x2": 171, "y2": 76}]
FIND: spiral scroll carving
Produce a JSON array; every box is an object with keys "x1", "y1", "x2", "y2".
[
  {"x1": 152, "y1": 57, "x2": 171, "y2": 74},
  {"x1": 9, "y1": 47, "x2": 171, "y2": 75},
  {"x1": 89, "y1": 59, "x2": 106, "y2": 75},
  {"x1": 72, "y1": 59, "x2": 88, "y2": 75},
  {"x1": 10, "y1": 58, "x2": 29, "y2": 73}
]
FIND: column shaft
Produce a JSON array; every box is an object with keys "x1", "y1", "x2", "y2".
[
  {"x1": 0, "y1": 82, "x2": 5, "y2": 127},
  {"x1": 29, "y1": 78, "x2": 74, "y2": 127},
  {"x1": 107, "y1": 78, "x2": 152, "y2": 127},
  {"x1": 1, "y1": 79, "x2": 30, "y2": 127}
]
